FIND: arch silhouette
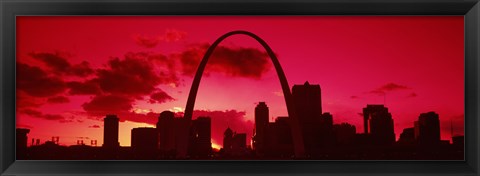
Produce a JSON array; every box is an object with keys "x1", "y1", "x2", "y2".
[{"x1": 180, "y1": 30, "x2": 305, "y2": 158}]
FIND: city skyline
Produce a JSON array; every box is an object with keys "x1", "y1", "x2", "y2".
[{"x1": 16, "y1": 16, "x2": 464, "y2": 148}]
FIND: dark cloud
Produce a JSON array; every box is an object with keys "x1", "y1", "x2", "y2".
[
  {"x1": 96, "y1": 54, "x2": 166, "y2": 98},
  {"x1": 407, "y1": 92, "x2": 418, "y2": 98},
  {"x1": 67, "y1": 80, "x2": 102, "y2": 95},
  {"x1": 16, "y1": 91, "x2": 44, "y2": 109},
  {"x1": 82, "y1": 95, "x2": 135, "y2": 116},
  {"x1": 29, "y1": 52, "x2": 94, "y2": 77},
  {"x1": 350, "y1": 95, "x2": 359, "y2": 99},
  {"x1": 162, "y1": 29, "x2": 187, "y2": 42},
  {"x1": 29, "y1": 52, "x2": 71, "y2": 73},
  {"x1": 149, "y1": 90, "x2": 175, "y2": 104},
  {"x1": 134, "y1": 35, "x2": 160, "y2": 48},
  {"x1": 69, "y1": 61, "x2": 95, "y2": 77},
  {"x1": 17, "y1": 62, "x2": 67, "y2": 97},
  {"x1": 176, "y1": 43, "x2": 272, "y2": 79},
  {"x1": 20, "y1": 108, "x2": 66, "y2": 121},
  {"x1": 368, "y1": 83, "x2": 411, "y2": 95},
  {"x1": 47, "y1": 96, "x2": 70, "y2": 104},
  {"x1": 88, "y1": 125, "x2": 101, "y2": 128}
]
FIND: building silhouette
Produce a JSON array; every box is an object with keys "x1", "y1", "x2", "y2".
[
  {"x1": 253, "y1": 102, "x2": 269, "y2": 156},
  {"x1": 269, "y1": 117, "x2": 294, "y2": 157},
  {"x1": 362, "y1": 105, "x2": 395, "y2": 145},
  {"x1": 103, "y1": 114, "x2": 119, "y2": 148},
  {"x1": 16, "y1": 128, "x2": 30, "y2": 159},
  {"x1": 398, "y1": 127, "x2": 416, "y2": 145},
  {"x1": 157, "y1": 111, "x2": 176, "y2": 155},
  {"x1": 319, "y1": 112, "x2": 335, "y2": 147},
  {"x1": 415, "y1": 112, "x2": 441, "y2": 146},
  {"x1": 131, "y1": 127, "x2": 158, "y2": 159},
  {"x1": 189, "y1": 116, "x2": 212, "y2": 158},
  {"x1": 332, "y1": 123, "x2": 356, "y2": 146},
  {"x1": 292, "y1": 81, "x2": 323, "y2": 156},
  {"x1": 223, "y1": 127, "x2": 247, "y2": 156}
]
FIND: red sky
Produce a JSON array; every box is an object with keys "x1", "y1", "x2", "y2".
[{"x1": 16, "y1": 16, "x2": 464, "y2": 148}]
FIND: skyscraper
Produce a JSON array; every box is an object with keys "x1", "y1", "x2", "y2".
[
  {"x1": 103, "y1": 114, "x2": 119, "y2": 148},
  {"x1": 415, "y1": 111, "x2": 440, "y2": 145},
  {"x1": 189, "y1": 116, "x2": 212, "y2": 157},
  {"x1": 362, "y1": 105, "x2": 395, "y2": 145},
  {"x1": 292, "y1": 81, "x2": 322, "y2": 155},
  {"x1": 131, "y1": 127, "x2": 158, "y2": 159},
  {"x1": 157, "y1": 111, "x2": 176, "y2": 152},
  {"x1": 16, "y1": 128, "x2": 30, "y2": 159},
  {"x1": 253, "y1": 102, "x2": 269, "y2": 155}
]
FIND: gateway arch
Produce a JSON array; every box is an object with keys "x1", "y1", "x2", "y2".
[{"x1": 180, "y1": 30, "x2": 305, "y2": 158}]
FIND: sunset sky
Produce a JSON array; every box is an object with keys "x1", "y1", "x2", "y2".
[{"x1": 16, "y1": 16, "x2": 464, "y2": 148}]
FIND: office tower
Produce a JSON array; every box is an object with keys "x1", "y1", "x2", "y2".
[
  {"x1": 363, "y1": 105, "x2": 395, "y2": 145},
  {"x1": 415, "y1": 112, "x2": 441, "y2": 145},
  {"x1": 223, "y1": 127, "x2": 234, "y2": 153},
  {"x1": 273, "y1": 117, "x2": 294, "y2": 156},
  {"x1": 16, "y1": 128, "x2": 30, "y2": 159},
  {"x1": 189, "y1": 116, "x2": 212, "y2": 157},
  {"x1": 103, "y1": 114, "x2": 119, "y2": 148},
  {"x1": 398, "y1": 127, "x2": 415, "y2": 145},
  {"x1": 253, "y1": 102, "x2": 269, "y2": 155},
  {"x1": 157, "y1": 111, "x2": 176, "y2": 153},
  {"x1": 332, "y1": 123, "x2": 356, "y2": 145},
  {"x1": 131, "y1": 127, "x2": 159, "y2": 159},
  {"x1": 223, "y1": 127, "x2": 248, "y2": 156},
  {"x1": 292, "y1": 81, "x2": 322, "y2": 155},
  {"x1": 319, "y1": 112, "x2": 334, "y2": 146}
]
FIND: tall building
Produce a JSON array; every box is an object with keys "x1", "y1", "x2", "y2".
[
  {"x1": 223, "y1": 127, "x2": 247, "y2": 156},
  {"x1": 16, "y1": 128, "x2": 30, "y2": 159},
  {"x1": 363, "y1": 105, "x2": 395, "y2": 145},
  {"x1": 157, "y1": 111, "x2": 176, "y2": 153},
  {"x1": 415, "y1": 112, "x2": 440, "y2": 145},
  {"x1": 319, "y1": 112, "x2": 334, "y2": 146},
  {"x1": 292, "y1": 81, "x2": 322, "y2": 155},
  {"x1": 103, "y1": 114, "x2": 119, "y2": 148},
  {"x1": 253, "y1": 102, "x2": 269, "y2": 155},
  {"x1": 398, "y1": 127, "x2": 415, "y2": 145},
  {"x1": 189, "y1": 116, "x2": 212, "y2": 157},
  {"x1": 332, "y1": 123, "x2": 356, "y2": 145},
  {"x1": 223, "y1": 127, "x2": 234, "y2": 153},
  {"x1": 131, "y1": 127, "x2": 158, "y2": 159}
]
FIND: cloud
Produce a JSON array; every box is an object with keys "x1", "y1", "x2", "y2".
[
  {"x1": 69, "y1": 61, "x2": 95, "y2": 77},
  {"x1": 133, "y1": 29, "x2": 186, "y2": 48},
  {"x1": 67, "y1": 80, "x2": 102, "y2": 95},
  {"x1": 134, "y1": 35, "x2": 160, "y2": 48},
  {"x1": 88, "y1": 125, "x2": 101, "y2": 128},
  {"x1": 29, "y1": 52, "x2": 71, "y2": 73},
  {"x1": 149, "y1": 90, "x2": 175, "y2": 104},
  {"x1": 47, "y1": 96, "x2": 70, "y2": 104},
  {"x1": 407, "y1": 92, "x2": 418, "y2": 98},
  {"x1": 350, "y1": 95, "x2": 359, "y2": 99},
  {"x1": 17, "y1": 62, "x2": 67, "y2": 97},
  {"x1": 368, "y1": 83, "x2": 411, "y2": 95},
  {"x1": 95, "y1": 53, "x2": 177, "y2": 98},
  {"x1": 162, "y1": 29, "x2": 187, "y2": 42},
  {"x1": 82, "y1": 95, "x2": 135, "y2": 116},
  {"x1": 20, "y1": 108, "x2": 66, "y2": 121},
  {"x1": 176, "y1": 43, "x2": 272, "y2": 79},
  {"x1": 16, "y1": 91, "x2": 44, "y2": 109},
  {"x1": 28, "y1": 52, "x2": 94, "y2": 77}
]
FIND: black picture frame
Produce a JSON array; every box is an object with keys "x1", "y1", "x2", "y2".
[{"x1": 1, "y1": 0, "x2": 479, "y2": 175}]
